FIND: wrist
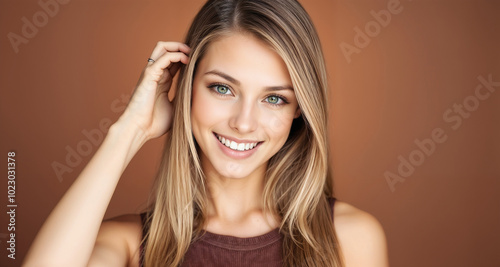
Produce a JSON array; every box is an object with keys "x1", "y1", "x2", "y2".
[{"x1": 108, "y1": 117, "x2": 148, "y2": 153}]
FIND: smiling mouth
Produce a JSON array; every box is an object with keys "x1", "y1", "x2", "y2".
[{"x1": 213, "y1": 133, "x2": 262, "y2": 152}]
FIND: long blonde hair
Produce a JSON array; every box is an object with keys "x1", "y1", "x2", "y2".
[{"x1": 143, "y1": 0, "x2": 344, "y2": 266}]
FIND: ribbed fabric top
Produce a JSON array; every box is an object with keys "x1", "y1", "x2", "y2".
[{"x1": 139, "y1": 197, "x2": 336, "y2": 267}]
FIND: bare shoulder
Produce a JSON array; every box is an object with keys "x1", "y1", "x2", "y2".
[
  {"x1": 87, "y1": 214, "x2": 143, "y2": 267},
  {"x1": 333, "y1": 200, "x2": 389, "y2": 267}
]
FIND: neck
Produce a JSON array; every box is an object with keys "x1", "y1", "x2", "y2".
[
  {"x1": 202, "y1": 164, "x2": 281, "y2": 236},
  {"x1": 204, "y1": 165, "x2": 266, "y2": 222}
]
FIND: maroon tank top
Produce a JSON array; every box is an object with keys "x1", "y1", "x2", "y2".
[{"x1": 139, "y1": 197, "x2": 336, "y2": 267}]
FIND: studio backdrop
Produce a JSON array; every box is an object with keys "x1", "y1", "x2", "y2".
[{"x1": 1, "y1": 0, "x2": 499, "y2": 266}]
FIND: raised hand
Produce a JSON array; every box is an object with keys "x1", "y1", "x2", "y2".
[{"x1": 120, "y1": 41, "x2": 191, "y2": 141}]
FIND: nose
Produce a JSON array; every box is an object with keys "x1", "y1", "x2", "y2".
[{"x1": 229, "y1": 100, "x2": 258, "y2": 134}]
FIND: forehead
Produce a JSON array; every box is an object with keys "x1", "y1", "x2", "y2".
[{"x1": 196, "y1": 33, "x2": 292, "y2": 87}]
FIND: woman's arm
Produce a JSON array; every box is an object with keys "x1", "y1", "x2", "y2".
[
  {"x1": 86, "y1": 214, "x2": 143, "y2": 267},
  {"x1": 22, "y1": 120, "x2": 146, "y2": 267},
  {"x1": 23, "y1": 41, "x2": 190, "y2": 267}
]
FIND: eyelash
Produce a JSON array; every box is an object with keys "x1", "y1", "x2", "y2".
[
  {"x1": 209, "y1": 83, "x2": 232, "y2": 96},
  {"x1": 208, "y1": 83, "x2": 289, "y2": 106}
]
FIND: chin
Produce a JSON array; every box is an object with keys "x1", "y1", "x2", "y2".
[{"x1": 213, "y1": 161, "x2": 254, "y2": 179}]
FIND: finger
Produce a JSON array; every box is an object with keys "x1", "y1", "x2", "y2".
[
  {"x1": 167, "y1": 62, "x2": 182, "y2": 78},
  {"x1": 149, "y1": 41, "x2": 191, "y2": 62},
  {"x1": 143, "y1": 52, "x2": 189, "y2": 83},
  {"x1": 156, "y1": 62, "x2": 181, "y2": 86},
  {"x1": 154, "y1": 51, "x2": 190, "y2": 69}
]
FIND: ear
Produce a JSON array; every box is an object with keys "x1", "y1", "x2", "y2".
[{"x1": 294, "y1": 106, "x2": 301, "y2": 119}]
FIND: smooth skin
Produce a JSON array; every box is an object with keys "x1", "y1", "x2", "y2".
[
  {"x1": 191, "y1": 33, "x2": 301, "y2": 237},
  {"x1": 23, "y1": 34, "x2": 389, "y2": 267}
]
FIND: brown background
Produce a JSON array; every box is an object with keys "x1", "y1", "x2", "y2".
[{"x1": 1, "y1": 0, "x2": 499, "y2": 266}]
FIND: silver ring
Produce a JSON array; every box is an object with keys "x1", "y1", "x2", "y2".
[{"x1": 147, "y1": 58, "x2": 155, "y2": 63}]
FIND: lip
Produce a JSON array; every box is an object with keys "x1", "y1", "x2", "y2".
[
  {"x1": 213, "y1": 132, "x2": 262, "y2": 160},
  {"x1": 214, "y1": 132, "x2": 261, "y2": 144}
]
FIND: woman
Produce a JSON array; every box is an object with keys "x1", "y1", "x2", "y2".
[{"x1": 24, "y1": 0, "x2": 388, "y2": 266}]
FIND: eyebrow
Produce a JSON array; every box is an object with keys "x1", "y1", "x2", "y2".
[{"x1": 204, "y1": 70, "x2": 294, "y2": 92}]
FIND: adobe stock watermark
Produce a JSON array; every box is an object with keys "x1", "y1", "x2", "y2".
[
  {"x1": 7, "y1": 0, "x2": 71, "y2": 54},
  {"x1": 384, "y1": 74, "x2": 499, "y2": 192},
  {"x1": 340, "y1": 0, "x2": 411, "y2": 64},
  {"x1": 51, "y1": 94, "x2": 130, "y2": 182}
]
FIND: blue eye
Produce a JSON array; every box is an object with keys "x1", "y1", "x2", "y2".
[{"x1": 214, "y1": 84, "x2": 231, "y2": 95}]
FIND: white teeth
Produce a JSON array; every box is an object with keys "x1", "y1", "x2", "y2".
[
  {"x1": 229, "y1": 141, "x2": 237, "y2": 150},
  {"x1": 216, "y1": 134, "x2": 259, "y2": 151}
]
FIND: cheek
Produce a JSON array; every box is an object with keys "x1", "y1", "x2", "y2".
[
  {"x1": 260, "y1": 108, "x2": 296, "y2": 139},
  {"x1": 191, "y1": 86, "x2": 224, "y2": 131},
  {"x1": 191, "y1": 86, "x2": 206, "y2": 135}
]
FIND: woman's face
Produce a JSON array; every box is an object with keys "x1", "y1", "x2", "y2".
[{"x1": 191, "y1": 32, "x2": 301, "y2": 180}]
